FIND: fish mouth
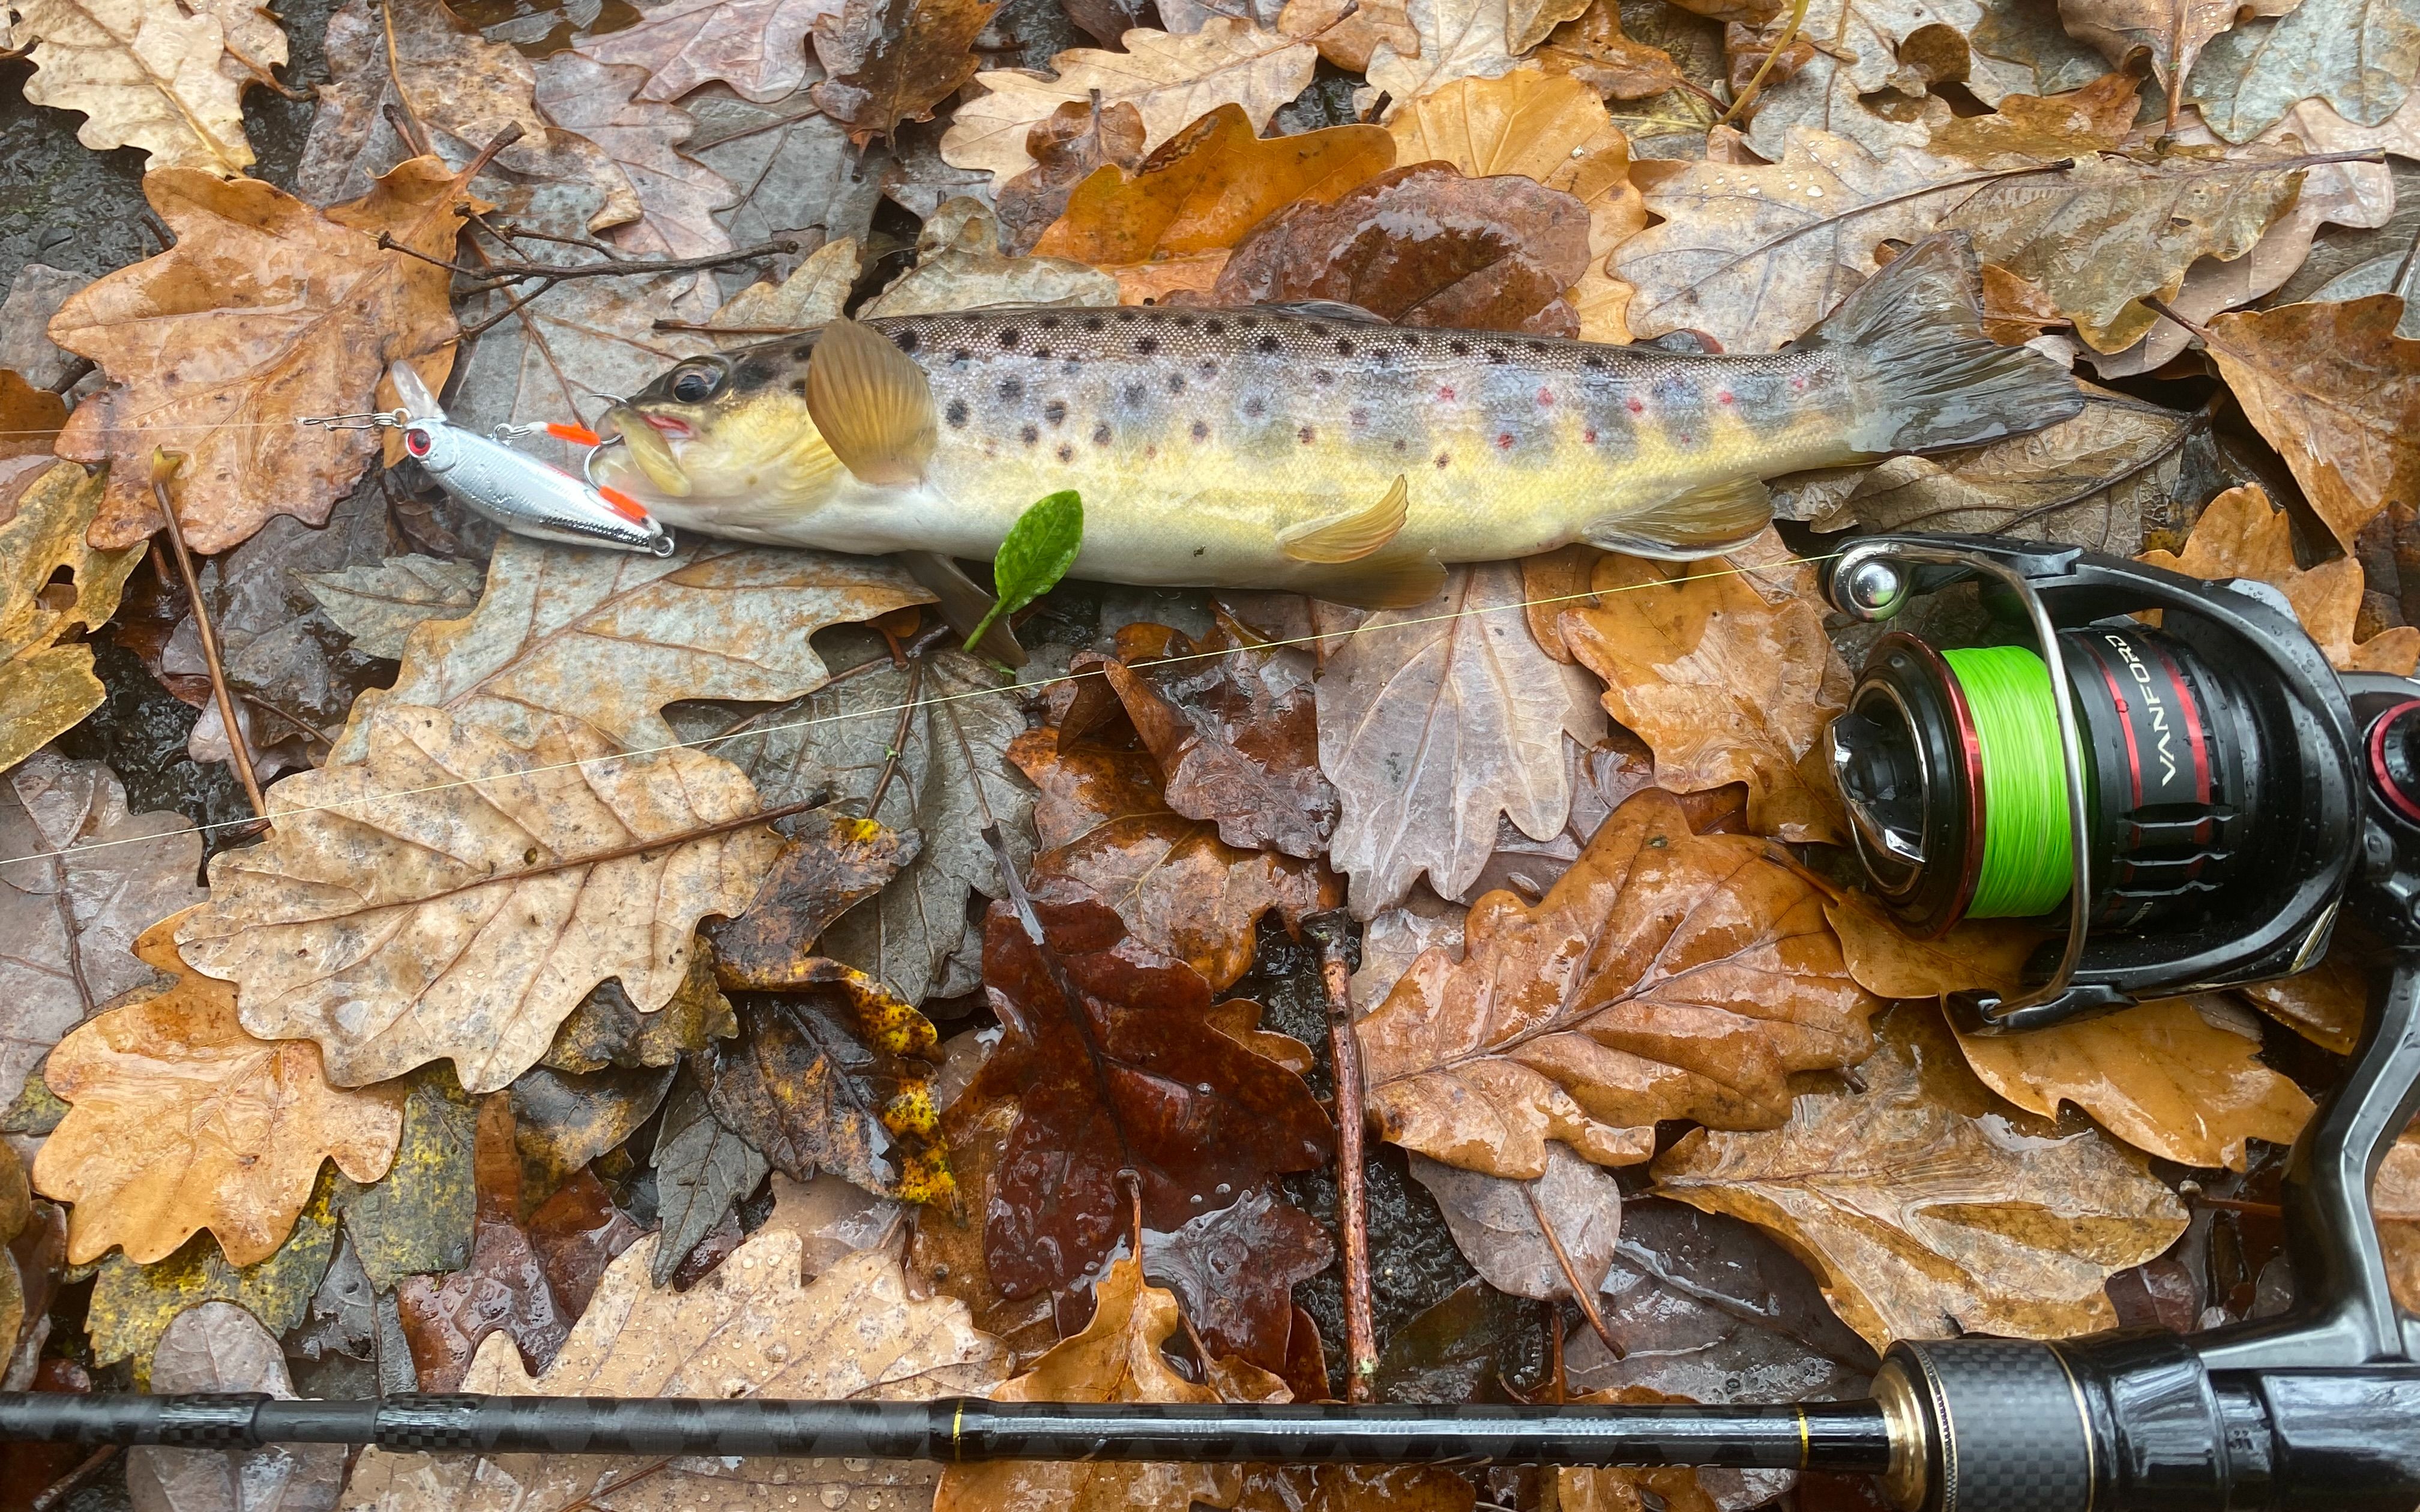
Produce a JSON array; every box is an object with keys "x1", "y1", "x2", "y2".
[{"x1": 599, "y1": 403, "x2": 694, "y2": 498}]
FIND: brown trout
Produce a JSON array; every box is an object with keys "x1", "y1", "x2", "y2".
[{"x1": 597, "y1": 233, "x2": 2079, "y2": 613}]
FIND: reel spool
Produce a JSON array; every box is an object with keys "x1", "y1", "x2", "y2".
[{"x1": 1822, "y1": 535, "x2": 2362, "y2": 1033}]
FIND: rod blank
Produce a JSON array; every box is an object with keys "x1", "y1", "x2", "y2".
[{"x1": 0, "y1": 1394, "x2": 1893, "y2": 1471}]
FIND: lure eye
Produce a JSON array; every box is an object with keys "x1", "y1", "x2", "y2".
[
  {"x1": 669, "y1": 365, "x2": 720, "y2": 404},
  {"x1": 403, "y1": 428, "x2": 432, "y2": 458}
]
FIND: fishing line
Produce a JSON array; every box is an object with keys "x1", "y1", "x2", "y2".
[
  {"x1": 0, "y1": 552, "x2": 1843, "y2": 871},
  {"x1": 1939, "y1": 645, "x2": 2073, "y2": 917}
]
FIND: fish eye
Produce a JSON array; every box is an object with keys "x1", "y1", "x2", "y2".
[{"x1": 669, "y1": 364, "x2": 721, "y2": 404}]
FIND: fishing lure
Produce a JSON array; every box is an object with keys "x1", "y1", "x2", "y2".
[{"x1": 305, "y1": 365, "x2": 675, "y2": 557}]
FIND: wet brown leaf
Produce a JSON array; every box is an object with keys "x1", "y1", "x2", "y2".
[
  {"x1": 1275, "y1": 0, "x2": 1418, "y2": 71},
  {"x1": 1559, "y1": 536, "x2": 1849, "y2": 843},
  {"x1": 128, "y1": 1301, "x2": 345, "y2": 1512},
  {"x1": 508, "y1": 1063, "x2": 674, "y2": 1193},
  {"x1": 1215, "y1": 163, "x2": 1594, "y2": 335},
  {"x1": 1928, "y1": 71, "x2": 2142, "y2": 160},
  {"x1": 1317, "y1": 561, "x2": 1606, "y2": 915},
  {"x1": 0, "y1": 373, "x2": 64, "y2": 463},
  {"x1": 1359, "y1": 0, "x2": 1523, "y2": 116},
  {"x1": 531, "y1": 52, "x2": 736, "y2": 262},
  {"x1": 344, "y1": 1067, "x2": 476, "y2": 1290},
  {"x1": 1535, "y1": 0, "x2": 1689, "y2": 98},
  {"x1": 2139, "y1": 482, "x2": 2420, "y2": 672},
  {"x1": 35, "y1": 914, "x2": 404, "y2": 1269},
  {"x1": 1823, "y1": 887, "x2": 2046, "y2": 1002},
  {"x1": 1361, "y1": 788, "x2": 1882, "y2": 1179},
  {"x1": 2199, "y1": 298, "x2": 2420, "y2": 550},
  {"x1": 1409, "y1": 1140, "x2": 1621, "y2": 1302},
  {"x1": 544, "y1": 949, "x2": 736, "y2": 1074},
  {"x1": 11, "y1": 0, "x2": 256, "y2": 173},
  {"x1": 1654, "y1": 1006, "x2": 2190, "y2": 1349},
  {"x1": 50, "y1": 160, "x2": 465, "y2": 555},
  {"x1": 2241, "y1": 951, "x2": 2367, "y2": 1054},
  {"x1": 859, "y1": 196, "x2": 1121, "y2": 316},
  {"x1": 942, "y1": 19, "x2": 1319, "y2": 181},
  {"x1": 571, "y1": 0, "x2": 843, "y2": 103},
  {"x1": 296, "y1": 556, "x2": 484, "y2": 662},
  {"x1": 998, "y1": 98, "x2": 1150, "y2": 256},
  {"x1": 650, "y1": 1063, "x2": 769, "y2": 1285},
  {"x1": 2057, "y1": 0, "x2": 2293, "y2": 93},
  {"x1": 1234, "y1": 1464, "x2": 1476, "y2": 1512},
  {"x1": 1034, "y1": 103, "x2": 1394, "y2": 268},
  {"x1": 2187, "y1": 0, "x2": 2419, "y2": 144},
  {"x1": 1952, "y1": 995, "x2": 2313, "y2": 1171},
  {"x1": 932, "y1": 1256, "x2": 1248, "y2": 1512},
  {"x1": 969, "y1": 887, "x2": 1332, "y2": 1298},
  {"x1": 394, "y1": 1095, "x2": 570, "y2": 1392},
  {"x1": 0, "y1": 465, "x2": 144, "y2": 775},
  {"x1": 810, "y1": 0, "x2": 999, "y2": 146},
  {"x1": 523, "y1": 1168, "x2": 642, "y2": 1319},
  {"x1": 348, "y1": 1235, "x2": 1003, "y2": 1512},
  {"x1": 1724, "y1": 0, "x2": 1959, "y2": 161},
  {"x1": 2382, "y1": 1123, "x2": 2418, "y2": 1313},
  {"x1": 1008, "y1": 728, "x2": 1334, "y2": 992},
  {"x1": 708, "y1": 811, "x2": 917, "y2": 989},
  {"x1": 176, "y1": 703, "x2": 781, "y2": 1094},
  {"x1": 1140, "y1": 1184, "x2": 1332, "y2": 1375}
]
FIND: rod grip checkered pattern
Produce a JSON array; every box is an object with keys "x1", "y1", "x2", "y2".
[{"x1": 1887, "y1": 1340, "x2": 2094, "y2": 1512}]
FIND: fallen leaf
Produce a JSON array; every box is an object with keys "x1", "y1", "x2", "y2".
[
  {"x1": 1235, "y1": 1464, "x2": 1477, "y2": 1512},
  {"x1": 343, "y1": 1066, "x2": 476, "y2": 1290},
  {"x1": 50, "y1": 161, "x2": 465, "y2": 555},
  {"x1": 1361, "y1": 0, "x2": 1523, "y2": 118},
  {"x1": 296, "y1": 556, "x2": 484, "y2": 661},
  {"x1": 1368, "y1": 1275, "x2": 1536, "y2": 1402},
  {"x1": 1277, "y1": 0, "x2": 1418, "y2": 71},
  {"x1": 708, "y1": 810, "x2": 915, "y2": 990},
  {"x1": 932, "y1": 1256, "x2": 1244, "y2": 1512},
  {"x1": 10, "y1": 0, "x2": 254, "y2": 173},
  {"x1": 701, "y1": 971, "x2": 948, "y2": 1201},
  {"x1": 85, "y1": 1165, "x2": 343, "y2": 1374},
  {"x1": 508, "y1": 1062, "x2": 675, "y2": 1191},
  {"x1": 707, "y1": 237, "x2": 864, "y2": 332},
  {"x1": 1969, "y1": 0, "x2": 2111, "y2": 99},
  {"x1": 941, "y1": 19, "x2": 1319, "y2": 181},
  {"x1": 1928, "y1": 71, "x2": 2142, "y2": 159},
  {"x1": 709, "y1": 646, "x2": 1035, "y2": 1006},
  {"x1": 1952, "y1": 994, "x2": 2313, "y2": 1170},
  {"x1": 1109, "y1": 250, "x2": 1236, "y2": 303},
  {"x1": 2240, "y1": 951, "x2": 2367, "y2": 1054},
  {"x1": 2382, "y1": 1123, "x2": 2418, "y2": 1312},
  {"x1": 1552, "y1": 1387, "x2": 1795, "y2": 1512},
  {"x1": 127, "y1": 1301, "x2": 345, "y2": 1512},
  {"x1": 1409, "y1": 1141, "x2": 1621, "y2": 1302},
  {"x1": 0, "y1": 466, "x2": 144, "y2": 776},
  {"x1": 2187, "y1": 0, "x2": 2420, "y2": 144},
  {"x1": 969, "y1": 886, "x2": 1332, "y2": 1298},
  {"x1": 571, "y1": 0, "x2": 843, "y2": 103},
  {"x1": 395, "y1": 1096, "x2": 570, "y2": 1391},
  {"x1": 1822, "y1": 887, "x2": 2045, "y2": 1001},
  {"x1": 346, "y1": 1235, "x2": 1002, "y2": 1512},
  {"x1": 1360, "y1": 788, "x2": 1882, "y2": 1178},
  {"x1": 1654, "y1": 1004, "x2": 2190, "y2": 1349},
  {"x1": 1034, "y1": 103, "x2": 1394, "y2": 266},
  {"x1": 1215, "y1": 163, "x2": 1594, "y2": 334},
  {"x1": 531, "y1": 51, "x2": 737, "y2": 262},
  {"x1": 0, "y1": 748, "x2": 203, "y2": 1111},
  {"x1": 2139, "y1": 482, "x2": 2420, "y2": 671},
  {"x1": 1559, "y1": 538, "x2": 1849, "y2": 843},
  {"x1": 2057, "y1": 0, "x2": 2293, "y2": 95},
  {"x1": 651, "y1": 1063, "x2": 769, "y2": 1284},
  {"x1": 1139, "y1": 1183, "x2": 1333, "y2": 1374},
  {"x1": 810, "y1": 0, "x2": 999, "y2": 145},
  {"x1": 860, "y1": 196, "x2": 1122, "y2": 316},
  {"x1": 175, "y1": 703, "x2": 783, "y2": 1094},
  {"x1": 35, "y1": 914, "x2": 405, "y2": 1268},
  {"x1": 998, "y1": 98, "x2": 1152, "y2": 256},
  {"x1": 2198, "y1": 298, "x2": 2420, "y2": 549},
  {"x1": 1571, "y1": 1197, "x2": 1876, "y2": 1403},
  {"x1": 1726, "y1": 0, "x2": 1967, "y2": 161},
  {"x1": 0, "y1": 373, "x2": 65, "y2": 464},
  {"x1": 295, "y1": 0, "x2": 638, "y2": 226},
  {"x1": 525, "y1": 1168, "x2": 643, "y2": 1319},
  {"x1": 1008, "y1": 728, "x2": 1334, "y2": 992},
  {"x1": 1318, "y1": 561, "x2": 1606, "y2": 916},
  {"x1": 1535, "y1": 0, "x2": 1691, "y2": 98},
  {"x1": 334, "y1": 534, "x2": 927, "y2": 758},
  {"x1": 913, "y1": 1088, "x2": 1059, "y2": 1355}
]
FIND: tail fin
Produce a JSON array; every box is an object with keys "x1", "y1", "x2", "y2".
[{"x1": 1802, "y1": 232, "x2": 2083, "y2": 456}]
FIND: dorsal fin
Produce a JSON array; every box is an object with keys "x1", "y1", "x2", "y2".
[{"x1": 805, "y1": 317, "x2": 936, "y2": 486}]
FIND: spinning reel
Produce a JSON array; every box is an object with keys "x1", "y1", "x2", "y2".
[{"x1": 2, "y1": 535, "x2": 2416, "y2": 1512}]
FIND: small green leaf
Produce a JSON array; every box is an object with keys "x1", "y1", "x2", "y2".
[{"x1": 969, "y1": 490, "x2": 1082, "y2": 652}]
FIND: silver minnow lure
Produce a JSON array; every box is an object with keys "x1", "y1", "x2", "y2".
[{"x1": 371, "y1": 364, "x2": 675, "y2": 557}]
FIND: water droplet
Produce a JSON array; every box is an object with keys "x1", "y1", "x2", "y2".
[
  {"x1": 1190, "y1": 1193, "x2": 1205, "y2": 1204},
  {"x1": 1197, "y1": 1082, "x2": 1214, "y2": 1093},
  {"x1": 843, "y1": 1457, "x2": 873, "y2": 1473},
  {"x1": 821, "y1": 1487, "x2": 852, "y2": 1509},
  {"x1": 1215, "y1": 1183, "x2": 1232, "y2": 1196},
  {"x1": 1806, "y1": 185, "x2": 1823, "y2": 197}
]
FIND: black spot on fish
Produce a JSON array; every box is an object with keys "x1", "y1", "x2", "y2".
[
  {"x1": 1092, "y1": 422, "x2": 1112, "y2": 446},
  {"x1": 1449, "y1": 340, "x2": 1471, "y2": 356},
  {"x1": 1020, "y1": 424, "x2": 1040, "y2": 445},
  {"x1": 1041, "y1": 316, "x2": 1062, "y2": 330},
  {"x1": 945, "y1": 400, "x2": 969, "y2": 428},
  {"x1": 1191, "y1": 420, "x2": 1210, "y2": 441},
  {"x1": 998, "y1": 377, "x2": 1024, "y2": 401},
  {"x1": 736, "y1": 359, "x2": 776, "y2": 389},
  {"x1": 998, "y1": 328, "x2": 1021, "y2": 347},
  {"x1": 1205, "y1": 320, "x2": 1226, "y2": 335},
  {"x1": 1122, "y1": 382, "x2": 1147, "y2": 404},
  {"x1": 1243, "y1": 397, "x2": 1265, "y2": 418},
  {"x1": 1583, "y1": 355, "x2": 1606, "y2": 370},
  {"x1": 1176, "y1": 316, "x2": 1197, "y2": 328},
  {"x1": 1136, "y1": 335, "x2": 1160, "y2": 356},
  {"x1": 1313, "y1": 370, "x2": 1333, "y2": 386},
  {"x1": 1335, "y1": 338, "x2": 1355, "y2": 356},
  {"x1": 1197, "y1": 359, "x2": 1218, "y2": 379},
  {"x1": 1257, "y1": 335, "x2": 1281, "y2": 355},
  {"x1": 952, "y1": 348, "x2": 971, "y2": 365},
  {"x1": 1349, "y1": 407, "x2": 1368, "y2": 427},
  {"x1": 1118, "y1": 310, "x2": 1139, "y2": 322},
  {"x1": 793, "y1": 345, "x2": 814, "y2": 362},
  {"x1": 894, "y1": 329, "x2": 920, "y2": 353},
  {"x1": 1393, "y1": 437, "x2": 1407, "y2": 451},
  {"x1": 1058, "y1": 444, "x2": 1075, "y2": 463},
  {"x1": 1484, "y1": 346, "x2": 1506, "y2": 364},
  {"x1": 791, "y1": 378, "x2": 808, "y2": 397},
  {"x1": 1032, "y1": 349, "x2": 1052, "y2": 361},
  {"x1": 1167, "y1": 373, "x2": 1186, "y2": 395},
  {"x1": 1083, "y1": 316, "x2": 1105, "y2": 333},
  {"x1": 1238, "y1": 316, "x2": 1257, "y2": 328},
  {"x1": 1043, "y1": 400, "x2": 1067, "y2": 425},
  {"x1": 1299, "y1": 425, "x2": 1316, "y2": 444},
  {"x1": 1193, "y1": 545, "x2": 1205, "y2": 556}
]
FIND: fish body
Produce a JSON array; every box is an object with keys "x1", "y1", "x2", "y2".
[{"x1": 597, "y1": 234, "x2": 2081, "y2": 605}]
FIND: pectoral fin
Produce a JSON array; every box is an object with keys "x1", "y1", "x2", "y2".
[
  {"x1": 1278, "y1": 475, "x2": 1409, "y2": 563},
  {"x1": 899, "y1": 550, "x2": 1028, "y2": 668},
  {"x1": 805, "y1": 318, "x2": 936, "y2": 487},
  {"x1": 1297, "y1": 549, "x2": 1446, "y2": 610},
  {"x1": 1582, "y1": 475, "x2": 1772, "y2": 559}
]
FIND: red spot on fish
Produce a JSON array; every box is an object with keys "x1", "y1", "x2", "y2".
[
  {"x1": 1790, "y1": 374, "x2": 1807, "y2": 392},
  {"x1": 1625, "y1": 397, "x2": 1645, "y2": 413},
  {"x1": 1583, "y1": 428, "x2": 1598, "y2": 445},
  {"x1": 1717, "y1": 390, "x2": 1735, "y2": 405},
  {"x1": 1496, "y1": 433, "x2": 1515, "y2": 450},
  {"x1": 1536, "y1": 387, "x2": 1554, "y2": 406},
  {"x1": 1438, "y1": 386, "x2": 1456, "y2": 401},
  {"x1": 1145, "y1": 444, "x2": 1158, "y2": 458},
  {"x1": 597, "y1": 485, "x2": 651, "y2": 524}
]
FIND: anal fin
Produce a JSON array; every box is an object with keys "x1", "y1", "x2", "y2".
[
  {"x1": 1583, "y1": 475, "x2": 1773, "y2": 560},
  {"x1": 899, "y1": 550, "x2": 1028, "y2": 668},
  {"x1": 1298, "y1": 549, "x2": 1446, "y2": 610},
  {"x1": 1278, "y1": 475, "x2": 1409, "y2": 563},
  {"x1": 806, "y1": 317, "x2": 936, "y2": 487}
]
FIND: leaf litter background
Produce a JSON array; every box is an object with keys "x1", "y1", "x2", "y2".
[{"x1": 2, "y1": 0, "x2": 2419, "y2": 1502}]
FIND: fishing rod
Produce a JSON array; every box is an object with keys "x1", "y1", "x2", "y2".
[{"x1": 5, "y1": 535, "x2": 2419, "y2": 1512}]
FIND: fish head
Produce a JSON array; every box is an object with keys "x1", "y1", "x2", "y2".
[{"x1": 596, "y1": 347, "x2": 848, "y2": 511}]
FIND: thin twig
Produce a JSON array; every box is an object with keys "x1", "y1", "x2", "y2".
[
  {"x1": 1306, "y1": 910, "x2": 1379, "y2": 1404},
  {"x1": 29, "y1": 1444, "x2": 116, "y2": 1512},
  {"x1": 653, "y1": 320, "x2": 819, "y2": 335},
  {"x1": 376, "y1": 0, "x2": 433, "y2": 155},
  {"x1": 1718, "y1": 0, "x2": 1809, "y2": 126},
  {"x1": 865, "y1": 659, "x2": 924, "y2": 817},
  {"x1": 2140, "y1": 293, "x2": 2214, "y2": 343},
  {"x1": 151, "y1": 451, "x2": 267, "y2": 823},
  {"x1": 381, "y1": 234, "x2": 801, "y2": 293},
  {"x1": 1522, "y1": 1184, "x2": 1623, "y2": 1360}
]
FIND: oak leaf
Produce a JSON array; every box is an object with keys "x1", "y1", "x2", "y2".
[
  {"x1": 2383, "y1": 1123, "x2": 2418, "y2": 1313},
  {"x1": 394, "y1": 1094, "x2": 570, "y2": 1391},
  {"x1": 708, "y1": 809, "x2": 915, "y2": 989},
  {"x1": 1008, "y1": 728, "x2": 1333, "y2": 992},
  {"x1": 2241, "y1": 950, "x2": 2367, "y2": 1054},
  {"x1": 1138, "y1": 1184, "x2": 1333, "y2": 1376},
  {"x1": 2187, "y1": 0, "x2": 2419, "y2": 144},
  {"x1": 998, "y1": 98, "x2": 1149, "y2": 255},
  {"x1": 0, "y1": 464, "x2": 142, "y2": 776},
  {"x1": 859, "y1": 196, "x2": 1120, "y2": 316},
  {"x1": 343, "y1": 1067, "x2": 476, "y2": 1290},
  {"x1": 531, "y1": 52, "x2": 736, "y2": 262},
  {"x1": 968, "y1": 887, "x2": 1332, "y2": 1298},
  {"x1": 1317, "y1": 560, "x2": 1606, "y2": 915},
  {"x1": 2056, "y1": 0, "x2": 2295, "y2": 92},
  {"x1": 810, "y1": 0, "x2": 1000, "y2": 146},
  {"x1": 571, "y1": 0, "x2": 843, "y2": 103},
  {"x1": 130, "y1": 1301, "x2": 346, "y2": 1512},
  {"x1": 10, "y1": 0, "x2": 254, "y2": 173},
  {"x1": 35, "y1": 915, "x2": 403, "y2": 1270},
  {"x1": 297, "y1": 556, "x2": 483, "y2": 661},
  {"x1": 1725, "y1": 0, "x2": 1968, "y2": 161},
  {"x1": 1276, "y1": 0, "x2": 1418, "y2": 71},
  {"x1": 1359, "y1": 789, "x2": 1882, "y2": 1180},
  {"x1": 1928, "y1": 71, "x2": 2142, "y2": 160},
  {"x1": 1951, "y1": 995, "x2": 2314, "y2": 1171},
  {"x1": 1535, "y1": 0, "x2": 1691, "y2": 99},
  {"x1": 175, "y1": 703, "x2": 782, "y2": 1094},
  {"x1": 1361, "y1": 0, "x2": 1525, "y2": 119},
  {"x1": 1034, "y1": 103, "x2": 1394, "y2": 267},
  {"x1": 1559, "y1": 537, "x2": 1849, "y2": 843},
  {"x1": 345, "y1": 1234, "x2": 1004, "y2": 1512},
  {"x1": 2139, "y1": 482, "x2": 2420, "y2": 672},
  {"x1": 2197, "y1": 298, "x2": 2420, "y2": 550},
  {"x1": 1409, "y1": 1141, "x2": 1622, "y2": 1303},
  {"x1": 49, "y1": 160, "x2": 466, "y2": 555},
  {"x1": 649, "y1": 1064, "x2": 768, "y2": 1285},
  {"x1": 334, "y1": 534, "x2": 929, "y2": 758},
  {"x1": 0, "y1": 371, "x2": 66, "y2": 463},
  {"x1": 941, "y1": 19, "x2": 1319, "y2": 181},
  {"x1": 1653, "y1": 1005, "x2": 2190, "y2": 1349},
  {"x1": 1823, "y1": 887, "x2": 2045, "y2": 1002}
]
